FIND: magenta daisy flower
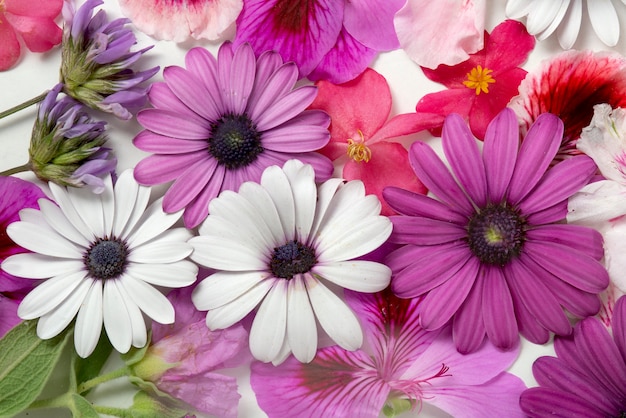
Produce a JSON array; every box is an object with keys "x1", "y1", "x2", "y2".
[
  {"x1": 383, "y1": 108, "x2": 609, "y2": 353},
  {"x1": 133, "y1": 42, "x2": 333, "y2": 228},
  {"x1": 520, "y1": 295, "x2": 626, "y2": 417}
]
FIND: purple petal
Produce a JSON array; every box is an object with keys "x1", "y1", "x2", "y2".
[
  {"x1": 482, "y1": 266, "x2": 518, "y2": 350},
  {"x1": 163, "y1": 65, "x2": 221, "y2": 122},
  {"x1": 182, "y1": 165, "x2": 226, "y2": 228},
  {"x1": 526, "y1": 224, "x2": 604, "y2": 261},
  {"x1": 226, "y1": 43, "x2": 256, "y2": 115},
  {"x1": 247, "y1": 61, "x2": 299, "y2": 123},
  {"x1": 508, "y1": 113, "x2": 563, "y2": 204},
  {"x1": 258, "y1": 150, "x2": 333, "y2": 182},
  {"x1": 508, "y1": 280, "x2": 550, "y2": 344},
  {"x1": 0, "y1": 297, "x2": 21, "y2": 339},
  {"x1": 255, "y1": 86, "x2": 318, "y2": 132},
  {"x1": 133, "y1": 153, "x2": 209, "y2": 185},
  {"x1": 520, "y1": 387, "x2": 607, "y2": 418},
  {"x1": 452, "y1": 278, "x2": 486, "y2": 354},
  {"x1": 613, "y1": 296, "x2": 626, "y2": 363},
  {"x1": 525, "y1": 200, "x2": 568, "y2": 225},
  {"x1": 383, "y1": 187, "x2": 468, "y2": 223},
  {"x1": 261, "y1": 111, "x2": 330, "y2": 153},
  {"x1": 185, "y1": 47, "x2": 225, "y2": 112},
  {"x1": 389, "y1": 216, "x2": 467, "y2": 245},
  {"x1": 162, "y1": 158, "x2": 218, "y2": 212},
  {"x1": 137, "y1": 109, "x2": 211, "y2": 139},
  {"x1": 343, "y1": 0, "x2": 403, "y2": 50},
  {"x1": 133, "y1": 130, "x2": 209, "y2": 154},
  {"x1": 482, "y1": 108, "x2": 520, "y2": 203},
  {"x1": 442, "y1": 113, "x2": 487, "y2": 207}
]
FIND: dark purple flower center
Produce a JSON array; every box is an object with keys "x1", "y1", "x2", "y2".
[
  {"x1": 85, "y1": 237, "x2": 128, "y2": 280},
  {"x1": 209, "y1": 114, "x2": 263, "y2": 170},
  {"x1": 270, "y1": 240, "x2": 317, "y2": 279},
  {"x1": 467, "y1": 204, "x2": 526, "y2": 266}
]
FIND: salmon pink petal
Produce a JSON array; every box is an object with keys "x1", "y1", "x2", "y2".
[
  {"x1": 5, "y1": 0, "x2": 62, "y2": 17},
  {"x1": 368, "y1": 112, "x2": 444, "y2": 145},
  {"x1": 4, "y1": 14, "x2": 62, "y2": 52},
  {"x1": 395, "y1": 0, "x2": 485, "y2": 69},
  {"x1": 0, "y1": 20, "x2": 21, "y2": 70}
]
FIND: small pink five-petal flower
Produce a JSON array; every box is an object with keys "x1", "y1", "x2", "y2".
[
  {"x1": 415, "y1": 19, "x2": 535, "y2": 140},
  {"x1": 0, "y1": 0, "x2": 63, "y2": 71},
  {"x1": 309, "y1": 68, "x2": 443, "y2": 215}
]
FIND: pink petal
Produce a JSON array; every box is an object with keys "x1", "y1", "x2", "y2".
[
  {"x1": 483, "y1": 19, "x2": 535, "y2": 70},
  {"x1": 482, "y1": 266, "x2": 518, "y2": 350},
  {"x1": 162, "y1": 65, "x2": 221, "y2": 122},
  {"x1": 133, "y1": 153, "x2": 210, "y2": 185},
  {"x1": 183, "y1": 165, "x2": 226, "y2": 229},
  {"x1": 390, "y1": 216, "x2": 467, "y2": 246},
  {"x1": 4, "y1": 14, "x2": 61, "y2": 52},
  {"x1": 508, "y1": 277, "x2": 550, "y2": 344},
  {"x1": 520, "y1": 387, "x2": 606, "y2": 418},
  {"x1": 452, "y1": 278, "x2": 486, "y2": 354},
  {"x1": 415, "y1": 89, "x2": 473, "y2": 134},
  {"x1": 5, "y1": 0, "x2": 62, "y2": 18},
  {"x1": 137, "y1": 109, "x2": 212, "y2": 139},
  {"x1": 482, "y1": 107, "x2": 519, "y2": 202},
  {"x1": 343, "y1": 0, "x2": 403, "y2": 51},
  {"x1": 0, "y1": 296, "x2": 21, "y2": 338},
  {"x1": 368, "y1": 112, "x2": 445, "y2": 145},
  {"x1": 382, "y1": 187, "x2": 467, "y2": 223},
  {"x1": 133, "y1": 130, "x2": 209, "y2": 154},
  {"x1": 261, "y1": 111, "x2": 330, "y2": 153},
  {"x1": 0, "y1": 19, "x2": 21, "y2": 70},
  {"x1": 162, "y1": 158, "x2": 218, "y2": 212},
  {"x1": 233, "y1": 0, "x2": 344, "y2": 77},
  {"x1": 394, "y1": 0, "x2": 485, "y2": 69}
]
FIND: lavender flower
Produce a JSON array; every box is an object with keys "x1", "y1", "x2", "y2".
[
  {"x1": 29, "y1": 84, "x2": 116, "y2": 193},
  {"x1": 60, "y1": 0, "x2": 158, "y2": 120}
]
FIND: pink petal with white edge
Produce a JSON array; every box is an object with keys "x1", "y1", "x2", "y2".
[
  {"x1": 119, "y1": 0, "x2": 242, "y2": 42},
  {"x1": 395, "y1": 0, "x2": 486, "y2": 69}
]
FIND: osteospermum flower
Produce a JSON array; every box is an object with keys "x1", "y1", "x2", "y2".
[
  {"x1": 383, "y1": 108, "x2": 608, "y2": 353},
  {"x1": 251, "y1": 290, "x2": 527, "y2": 418},
  {"x1": 1, "y1": 170, "x2": 198, "y2": 357},
  {"x1": 506, "y1": 0, "x2": 625, "y2": 49},
  {"x1": 520, "y1": 295, "x2": 626, "y2": 417},
  {"x1": 60, "y1": 0, "x2": 159, "y2": 120},
  {"x1": 133, "y1": 42, "x2": 333, "y2": 229},
  {"x1": 190, "y1": 160, "x2": 392, "y2": 364},
  {"x1": 509, "y1": 50, "x2": 626, "y2": 161},
  {"x1": 0, "y1": 0, "x2": 63, "y2": 71},
  {"x1": 27, "y1": 84, "x2": 115, "y2": 193}
]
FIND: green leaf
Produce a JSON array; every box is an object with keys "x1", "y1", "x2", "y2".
[
  {"x1": 68, "y1": 394, "x2": 99, "y2": 418},
  {"x1": 0, "y1": 320, "x2": 71, "y2": 417},
  {"x1": 129, "y1": 391, "x2": 188, "y2": 418},
  {"x1": 72, "y1": 332, "x2": 113, "y2": 393}
]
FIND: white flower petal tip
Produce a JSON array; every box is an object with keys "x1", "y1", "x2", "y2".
[
  {"x1": 6, "y1": 169, "x2": 194, "y2": 358},
  {"x1": 191, "y1": 160, "x2": 390, "y2": 363}
]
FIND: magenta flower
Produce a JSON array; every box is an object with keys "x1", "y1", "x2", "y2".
[
  {"x1": 0, "y1": 0, "x2": 63, "y2": 71},
  {"x1": 310, "y1": 68, "x2": 443, "y2": 215},
  {"x1": 415, "y1": 19, "x2": 534, "y2": 140},
  {"x1": 509, "y1": 50, "x2": 626, "y2": 161},
  {"x1": 129, "y1": 285, "x2": 249, "y2": 418},
  {"x1": 232, "y1": 0, "x2": 405, "y2": 83},
  {"x1": 133, "y1": 42, "x2": 333, "y2": 228},
  {"x1": 383, "y1": 108, "x2": 608, "y2": 353},
  {"x1": 520, "y1": 295, "x2": 626, "y2": 417},
  {"x1": 0, "y1": 177, "x2": 47, "y2": 338},
  {"x1": 251, "y1": 289, "x2": 527, "y2": 418}
]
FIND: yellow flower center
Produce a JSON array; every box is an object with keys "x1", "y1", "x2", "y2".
[
  {"x1": 463, "y1": 65, "x2": 495, "y2": 95},
  {"x1": 346, "y1": 130, "x2": 371, "y2": 162}
]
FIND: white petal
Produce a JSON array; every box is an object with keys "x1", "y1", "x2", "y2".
[
  {"x1": 127, "y1": 231, "x2": 193, "y2": 263},
  {"x1": 103, "y1": 280, "x2": 133, "y2": 353},
  {"x1": 238, "y1": 181, "x2": 285, "y2": 245},
  {"x1": 18, "y1": 270, "x2": 88, "y2": 319},
  {"x1": 535, "y1": 0, "x2": 569, "y2": 41},
  {"x1": 505, "y1": 0, "x2": 535, "y2": 18},
  {"x1": 36, "y1": 279, "x2": 92, "y2": 339},
  {"x1": 114, "y1": 170, "x2": 150, "y2": 238},
  {"x1": 316, "y1": 216, "x2": 392, "y2": 263},
  {"x1": 260, "y1": 164, "x2": 295, "y2": 241},
  {"x1": 189, "y1": 235, "x2": 267, "y2": 271},
  {"x1": 271, "y1": 337, "x2": 293, "y2": 366},
  {"x1": 192, "y1": 270, "x2": 272, "y2": 310},
  {"x1": 283, "y1": 161, "x2": 316, "y2": 243},
  {"x1": 249, "y1": 280, "x2": 288, "y2": 362},
  {"x1": 100, "y1": 175, "x2": 115, "y2": 236},
  {"x1": 48, "y1": 182, "x2": 94, "y2": 241},
  {"x1": 567, "y1": 181, "x2": 626, "y2": 225},
  {"x1": 74, "y1": 280, "x2": 103, "y2": 358},
  {"x1": 556, "y1": 0, "x2": 582, "y2": 48},
  {"x1": 7, "y1": 221, "x2": 83, "y2": 258},
  {"x1": 588, "y1": 0, "x2": 619, "y2": 46},
  {"x1": 308, "y1": 178, "x2": 343, "y2": 241},
  {"x1": 526, "y1": 0, "x2": 567, "y2": 35},
  {"x1": 286, "y1": 276, "x2": 317, "y2": 363},
  {"x1": 201, "y1": 279, "x2": 275, "y2": 329},
  {"x1": 313, "y1": 261, "x2": 391, "y2": 293},
  {"x1": 118, "y1": 275, "x2": 175, "y2": 324},
  {"x1": 305, "y1": 274, "x2": 363, "y2": 350},
  {"x1": 2, "y1": 253, "x2": 84, "y2": 279},
  {"x1": 67, "y1": 181, "x2": 108, "y2": 238},
  {"x1": 125, "y1": 261, "x2": 198, "y2": 287},
  {"x1": 37, "y1": 199, "x2": 90, "y2": 247},
  {"x1": 128, "y1": 300, "x2": 147, "y2": 349},
  {"x1": 126, "y1": 198, "x2": 183, "y2": 248}
]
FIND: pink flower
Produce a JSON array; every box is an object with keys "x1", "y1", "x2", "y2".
[
  {"x1": 309, "y1": 68, "x2": 443, "y2": 215},
  {"x1": 395, "y1": 0, "x2": 486, "y2": 69},
  {"x1": 415, "y1": 19, "x2": 535, "y2": 140},
  {"x1": 118, "y1": 0, "x2": 243, "y2": 42},
  {"x1": 0, "y1": 177, "x2": 47, "y2": 337},
  {"x1": 509, "y1": 50, "x2": 626, "y2": 162},
  {"x1": 129, "y1": 284, "x2": 250, "y2": 418},
  {"x1": 251, "y1": 290, "x2": 527, "y2": 418},
  {"x1": 232, "y1": 0, "x2": 405, "y2": 83},
  {"x1": 0, "y1": 0, "x2": 63, "y2": 70}
]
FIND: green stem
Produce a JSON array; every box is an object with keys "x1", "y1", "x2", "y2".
[
  {"x1": 77, "y1": 366, "x2": 130, "y2": 394},
  {"x1": 27, "y1": 392, "x2": 72, "y2": 411},
  {"x1": 0, "y1": 163, "x2": 30, "y2": 176},
  {"x1": 94, "y1": 405, "x2": 135, "y2": 418},
  {"x1": 0, "y1": 91, "x2": 48, "y2": 119}
]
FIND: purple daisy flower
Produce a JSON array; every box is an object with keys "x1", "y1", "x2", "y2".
[
  {"x1": 520, "y1": 295, "x2": 626, "y2": 417},
  {"x1": 383, "y1": 107, "x2": 609, "y2": 353},
  {"x1": 133, "y1": 42, "x2": 333, "y2": 228}
]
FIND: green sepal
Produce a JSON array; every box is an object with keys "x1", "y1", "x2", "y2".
[
  {"x1": 0, "y1": 321, "x2": 72, "y2": 417},
  {"x1": 72, "y1": 331, "x2": 113, "y2": 394},
  {"x1": 128, "y1": 390, "x2": 188, "y2": 418},
  {"x1": 121, "y1": 333, "x2": 151, "y2": 367}
]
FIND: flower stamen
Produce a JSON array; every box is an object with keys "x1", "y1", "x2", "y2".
[
  {"x1": 269, "y1": 240, "x2": 317, "y2": 279},
  {"x1": 346, "y1": 130, "x2": 371, "y2": 162},
  {"x1": 84, "y1": 237, "x2": 129, "y2": 280},
  {"x1": 463, "y1": 65, "x2": 496, "y2": 95},
  {"x1": 467, "y1": 204, "x2": 526, "y2": 265}
]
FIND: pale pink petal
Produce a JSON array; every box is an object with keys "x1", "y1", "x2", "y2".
[
  {"x1": 343, "y1": 0, "x2": 403, "y2": 51},
  {"x1": 395, "y1": 0, "x2": 486, "y2": 69}
]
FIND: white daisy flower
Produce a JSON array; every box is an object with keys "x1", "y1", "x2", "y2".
[
  {"x1": 506, "y1": 0, "x2": 625, "y2": 49},
  {"x1": 190, "y1": 160, "x2": 392, "y2": 365},
  {"x1": 2, "y1": 169, "x2": 198, "y2": 358}
]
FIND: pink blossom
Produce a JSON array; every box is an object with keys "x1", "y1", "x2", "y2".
[
  {"x1": 309, "y1": 68, "x2": 442, "y2": 215},
  {"x1": 415, "y1": 20, "x2": 534, "y2": 140},
  {"x1": 251, "y1": 290, "x2": 527, "y2": 418},
  {"x1": 0, "y1": 0, "x2": 63, "y2": 71},
  {"x1": 130, "y1": 285, "x2": 250, "y2": 418},
  {"x1": 395, "y1": 0, "x2": 486, "y2": 69}
]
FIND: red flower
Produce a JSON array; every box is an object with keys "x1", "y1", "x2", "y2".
[
  {"x1": 415, "y1": 19, "x2": 534, "y2": 140},
  {"x1": 0, "y1": 0, "x2": 63, "y2": 71}
]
